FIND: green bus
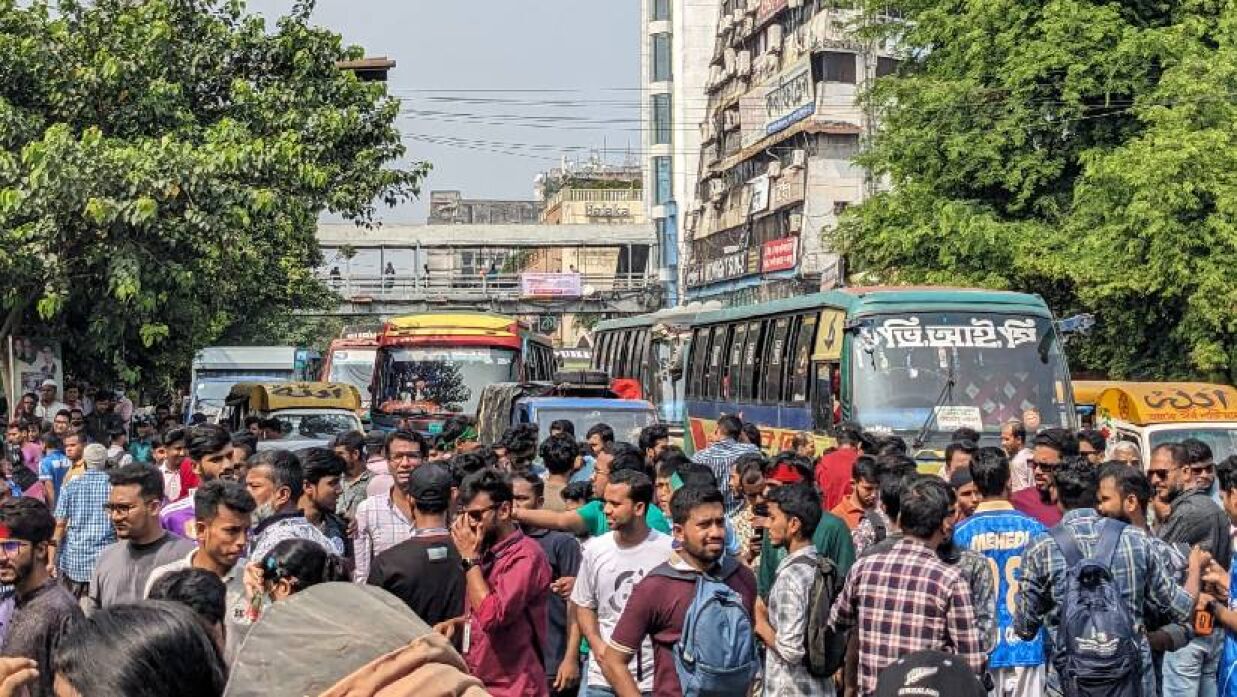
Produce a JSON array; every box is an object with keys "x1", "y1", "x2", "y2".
[{"x1": 679, "y1": 287, "x2": 1078, "y2": 459}]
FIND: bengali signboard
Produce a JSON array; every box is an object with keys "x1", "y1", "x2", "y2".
[
  {"x1": 686, "y1": 250, "x2": 752, "y2": 288},
  {"x1": 769, "y1": 167, "x2": 806, "y2": 210},
  {"x1": 764, "y1": 60, "x2": 815, "y2": 136},
  {"x1": 761, "y1": 237, "x2": 799, "y2": 273},
  {"x1": 748, "y1": 175, "x2": 770, "y2": 214},
  {"x1": 520, "y1": 273, "x2": 582, "y2": 298}
]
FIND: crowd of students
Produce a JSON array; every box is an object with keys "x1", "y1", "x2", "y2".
[{"x1": 1, "y1": 394, "x2": 1236, "y2": 697}]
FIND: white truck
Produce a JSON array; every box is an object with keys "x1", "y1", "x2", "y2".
[{"x1": 188, "y1": 346, "x2": 301, "y2": 423}]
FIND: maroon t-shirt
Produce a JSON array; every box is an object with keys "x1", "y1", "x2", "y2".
[
  {"x1": 1010, "y1": 487, "x2": 1062, "y2": 527},
  {"x1": 609, "y1": 560, "x2": 758, "y2": 697}
]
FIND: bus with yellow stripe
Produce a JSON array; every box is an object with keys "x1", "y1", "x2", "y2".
[
  {"x1": 371, "y1": 313, "x2": 556, "y2": 434},
  {"x1": 631, "y1": 288, "x2": 1076, "y2": 461}
]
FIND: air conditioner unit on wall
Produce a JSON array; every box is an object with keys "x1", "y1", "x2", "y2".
[
  {"x1": 737, "y1": 51, "x2": 752, "y2": 77},
  {"x1": 709, "y1": 179, "x2": 727, "y2": 201},
  {"x1": 768, "y1": 25, "x2": 784, "y2": 53},
  {"x1": 768, "y1": 161, "x2": 783, "y2": 178},
  {"x1": 789, "y1": 0, "x2": 804, "y2": 7},
  {"x1": 789, "y1": 149, "x2": 807, "y2": 169},
  {"x1": 788, "y1": 212, "x2": 804, "y2": 232}
]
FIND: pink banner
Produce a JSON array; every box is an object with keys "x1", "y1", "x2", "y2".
[{"x1": 520, "y1": 272, "x2": 583, "y2": 298}]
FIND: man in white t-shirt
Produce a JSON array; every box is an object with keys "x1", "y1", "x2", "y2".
[{"x1": 571, "y1": 469, "x2": 672, "y2": 696}]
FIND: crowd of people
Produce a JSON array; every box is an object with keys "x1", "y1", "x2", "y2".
[{"x1": 2, "y1": 381, "x2": 1237, "y2": 697}]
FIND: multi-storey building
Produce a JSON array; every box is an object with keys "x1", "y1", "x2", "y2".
[
  {"x1": 640, "y1": 0, "x2": 722, "y2": 308},
  {"x1": 681, "y1": 0, "x2": 899, "y2": 305}
]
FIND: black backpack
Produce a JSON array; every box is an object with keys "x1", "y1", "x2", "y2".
[
  {"x1": 1049, "y1": 518, "x2": 1142, "y2": 697},
  {"x1": 789, "y1": 554, "x2": 848, "y2": 677}
]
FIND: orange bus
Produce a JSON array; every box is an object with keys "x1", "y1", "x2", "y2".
[{"x1": 370, "y1": 313, "x2": 556, "y2": 434}]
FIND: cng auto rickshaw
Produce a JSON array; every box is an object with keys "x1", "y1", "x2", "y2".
[{"x1": 221, "y1": 382, "x2": 363, "y2": 450}]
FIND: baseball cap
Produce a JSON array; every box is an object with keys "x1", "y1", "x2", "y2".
[
  {"x1": 83, "y1": 443, "x2": 109, "y2": 470},
  {"x1": 875, "y1": 650, "x2": 987, "y2": 697},
  {"x1": 407, "y1": 464, "x2": 452, "y2": 508},
  {"x1": 40, "y1": 379, "x2": 57, "y2": 389}
]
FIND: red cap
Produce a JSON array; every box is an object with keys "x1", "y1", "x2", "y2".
[{"x1": 0, "y1": 524, "x2": 14, "y2": 541}]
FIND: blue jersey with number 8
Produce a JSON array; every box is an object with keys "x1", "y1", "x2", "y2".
[{"x1": 954, "y1": 503, "x2": 1048, "y2": 668}]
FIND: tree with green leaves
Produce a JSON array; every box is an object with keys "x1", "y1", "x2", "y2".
[
  {"x1": 834, "y1": 0, "x2": 1237, "y2": 380},
  {"x1": 0, "y1": 0, "x2": 427, "y2": 396}
]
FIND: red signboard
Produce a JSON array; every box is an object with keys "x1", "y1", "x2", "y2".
[{"x1": 761, "y1": 237, "x2": 798, "y2": 272}]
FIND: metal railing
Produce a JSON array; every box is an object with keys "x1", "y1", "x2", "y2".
[
  {"x1": 546, "y1": 188, "x2": 643, "y2": 205},
  {"x1": 319, "y1": 271, "x2": 656, "y2": 301}
]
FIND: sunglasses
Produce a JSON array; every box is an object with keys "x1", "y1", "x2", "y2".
[
  {"x1": 1147, "y1": 468, "x2": 1173, "y2": 480},
  {"x1": 0, "y1": 540, "x2": 31, "y2": 556},
  {"x1": 462, "y1": 503, "x2": 500, "y2": 523},
  {"x1": 1032, "y1": 461, "x2": 1059, "y2": 472},
  {"x1": 1189, "y1": 464, "x2": 1216, "y2": 476}
]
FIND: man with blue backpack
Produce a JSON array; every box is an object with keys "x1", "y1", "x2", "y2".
[
  {"x1": 1015, "y1": 459, "x2": 1208, "y2": 697},
  {"x1": 601, "y1": 485, "x2": 759, "y2": 697}
]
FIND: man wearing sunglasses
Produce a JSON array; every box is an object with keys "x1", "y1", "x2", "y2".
[
  {"x1": 1010, "y1": 428, "x2": 1079, "y2": 527},
  {"x1": 440, "y1": 468, "x2": 551, "y2": 697},
  {"x1": 1153, "y1": 441, "x2": 1233, "y2": 696},
  {"x1": 0, "y1": 498, "x2": 83, "y2": 697}
]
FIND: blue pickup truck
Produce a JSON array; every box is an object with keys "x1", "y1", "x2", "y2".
[{"x1": 476, "y1": 375, "x2": 659, "y2": 445}]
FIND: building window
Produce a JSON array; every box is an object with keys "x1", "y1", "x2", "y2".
[
  {"x1": 654, "y1": 156, "x2": 672, "y2": 205},
  {"x1": 833, "y1": 201, "x2": 851, "y2": 216},
  {"x1": 876, "y1": 56, "x2": 901, "y2": 77},
  {"x1": 652, "y1": 94, "x2": 672, "y2": 145},
  {"x1": 652, "y1": 0, "x2": 670, "y2": 21},
  {"x1": 651, "y1": 33, "x2": 672, "y2": 82},
  {"x1": 821, "y1": 52, "x2": 857, "y2": 84}
]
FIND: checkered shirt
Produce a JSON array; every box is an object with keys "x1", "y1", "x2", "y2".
[
  {"x1": 829, "y1": 537, "x2": 986, "y2": 696},
  {"x1": 53, "y1": 469, "x2": 115, "y2": 583}
]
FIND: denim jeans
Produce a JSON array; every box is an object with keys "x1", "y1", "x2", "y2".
[{"x1": 1161, "y1": 630, "x2": 1222, "y2": 697}]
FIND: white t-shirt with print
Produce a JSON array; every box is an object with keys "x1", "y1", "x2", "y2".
[{"x1": 570, "y1": 528, "x2": 673, "y2": 691}]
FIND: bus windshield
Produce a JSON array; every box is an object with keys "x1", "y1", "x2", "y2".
[
  {"x1": 328, "y1": 349, "x2": 376, "y2": 405},
  {"x1": 378, "y1": 347, "x2": 517, "y2": 414},
  {"x1": 851, "y1": 312, "x2": 1072, "y2": 437}
]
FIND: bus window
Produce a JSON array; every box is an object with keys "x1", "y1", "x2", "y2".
[
  {"x1": 634, "y1": 330, "x2": 652, "y2": 396},
  {"x1": 790, "y1": 314, "x2": 817, "y2": 402},
  {"x1": 727, "y1": 324, "x2": 748, "y2": 401},
  {"x1": 706, "y1": 325, "x2": 729, "y2": 400},
  {"x1": 812, "y1": 362, "x2": 836, "y2": 431},
  {"x1": 744, "y1": 320, "x2": 767, "y2": 401},
  {"x1": 780, "y1": 316, "x2": 801, "y2": 404},
  {"x1": 596, "y1": 334, "x2": 610, "y2": 374},
  {"x1": 689, "y1": 328, "x2": 710, "y2": 398},
  {"x1": 762, "y1": 317, "x2": 791, "y2": 403}
]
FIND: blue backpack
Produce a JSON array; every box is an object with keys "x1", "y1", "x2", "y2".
[
  {"x1": 1048, "y1": 518, "x2": 1142, "y2": 697},
  {"x1": 651, "y1": 558, "x2": 759, "y2": 697}
]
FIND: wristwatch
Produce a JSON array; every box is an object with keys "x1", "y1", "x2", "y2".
[{"x1": 460, "y1": 557, "x2": 480, "y2": 572}]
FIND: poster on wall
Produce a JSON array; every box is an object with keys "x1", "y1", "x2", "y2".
[{"x1": 7, "y1": 337, "x2": 64, "y2": 401}]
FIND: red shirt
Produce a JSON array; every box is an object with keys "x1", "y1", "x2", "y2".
[
  {"x1": 465, "y1": 529, "x2": 552, "y2": 697},
  {"x1": 816, "y1": 448, "x2": 859, "y2": 511},
  {"x1": 1010, "y1": 487, "x2": 1062, "y2": 527},
  {"x1": 610, "y1": 556, "x2": 758, "y2": 697}
]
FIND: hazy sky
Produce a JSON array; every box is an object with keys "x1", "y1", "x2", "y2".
[{"x1": 245, "y1": 0, "x2": 642, "y2": 223}]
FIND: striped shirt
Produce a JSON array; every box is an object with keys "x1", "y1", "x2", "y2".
[
  {"x1": 691, "y1": 439, "x2": 759, "y2": 514},
  {"x1": 829, "y1": 537, "x2": 986, "y2": 696}
]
